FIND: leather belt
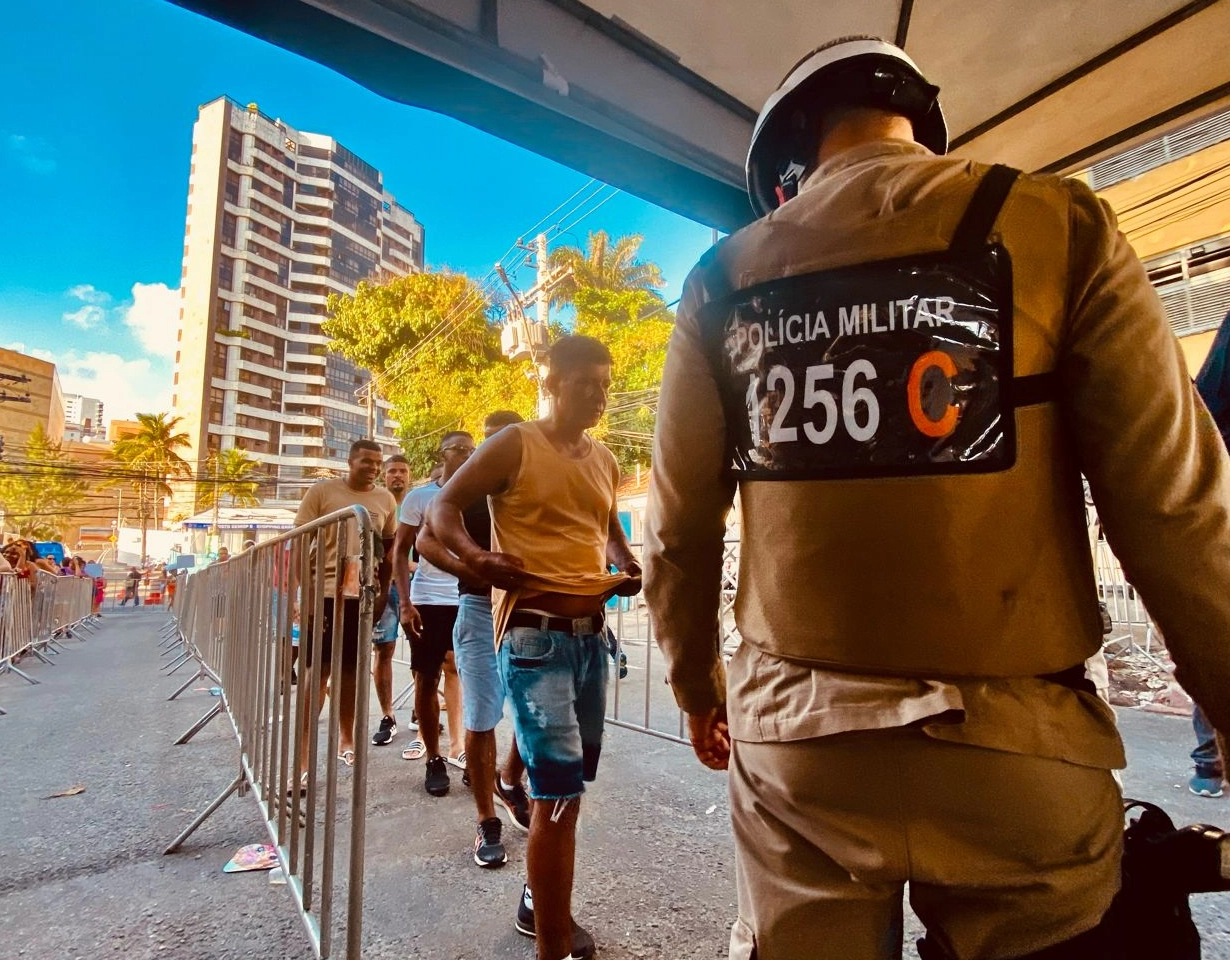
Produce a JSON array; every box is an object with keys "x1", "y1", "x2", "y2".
[{"x1": 507, "y1": 610, "x2": 605, "y2": 636}]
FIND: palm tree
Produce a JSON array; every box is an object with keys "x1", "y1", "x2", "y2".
[
  {"x1": 547, "y1": 231, "x2": 664, "y2": 310},
  {"x1": 197, "y1": 448, "x2": 262, "y2": 511},
  {"x1": 108, "y1": 412, "x2": 191, "y2": 560}
]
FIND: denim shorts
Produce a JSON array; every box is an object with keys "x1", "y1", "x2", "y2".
[
  {"x1": 371, "y1": 584, "x2": 400, "y2": 646},
  {"x1": 498, "y1": 626, "x2": 608, "y2": 800},
  {"x1": 452, "y1": 594, "x2": 505, "y2": 732}
]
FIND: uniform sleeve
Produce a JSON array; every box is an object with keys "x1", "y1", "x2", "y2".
[
  {"x1": 643, "y1": 263, "x2": 738, "y2": 714},
  {"x1": 1062, "y1": 179, "x2": 1230, "y2": 733},
  {"x1": 294, "y1": 483, "x2": 320, "y2": 527}
]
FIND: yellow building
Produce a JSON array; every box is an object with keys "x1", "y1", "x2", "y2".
[
  {"x1": 1093, "y1": 109, "x2": 1230, "y2": 375},
  {"x1": 0, "y1": 346, "x2": 64, "y2": 457}
]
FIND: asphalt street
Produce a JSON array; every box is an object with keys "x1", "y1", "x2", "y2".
[{"x1": 2, "y1": 608, "x2": 1230, "y2": 959}]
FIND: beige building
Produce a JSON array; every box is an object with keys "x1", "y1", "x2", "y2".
[
  {"x1": 1092, "y1": 108, "x2": 1230, "y2": 375},
  {"x1": 172, "y1": 97, "x2": 423, "y2": 509},
  {"x1": 0, "y1": 346, "x2": 64, "y2": 455}
]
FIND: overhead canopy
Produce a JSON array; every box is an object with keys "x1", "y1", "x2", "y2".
[{"x1": 171, "y1": 0, "x2": 1230, "y2": 231}]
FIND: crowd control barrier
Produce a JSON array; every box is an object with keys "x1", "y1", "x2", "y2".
[
  {"x1": 163, "y1": 505, "x2": 377, "y2": 960},
  {"x1": 0, "y1": 570, "x2": 97, "y2": 715}
]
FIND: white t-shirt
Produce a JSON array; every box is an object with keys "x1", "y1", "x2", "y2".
[{"x1": 399, "y1": 481, "x2": 458, "y2": 606}]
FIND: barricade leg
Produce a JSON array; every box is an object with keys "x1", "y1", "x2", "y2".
[
  {"x1": 0, "y1": 661, "x2": 39, "y2": 686},
  {"x1": 174, "y1": 702, "x2": 222, "y2": 745},
  {"x1": 167, "y1": 663, "x2": 218, "y2": 701},
  {"x1": 164, "y1": 651, "x2": 193, "y2": 674},
  {"x1": 164, "y1": 768, "x2": 245, "y2": 854}
]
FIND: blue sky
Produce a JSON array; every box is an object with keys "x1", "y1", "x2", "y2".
[{"x1": 0, "y1": 1, "x2": 716, "y2": 420}]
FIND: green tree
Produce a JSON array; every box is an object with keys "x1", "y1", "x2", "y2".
[
  {"x1": 325, "y1": 271, "x2": 537, "y2": 472},
  {"x1": 197, "y1": 448, "x2": 262, "y2": 510},
  {"x1": 0, "y1": 424, "x2": 89, "y2": 540},
  {"x1": 548, "y1": 231, "x2": 664, "y2": 311},
  {"x1": 109, "y1": 412, "x2": 192, "y2": 498}
]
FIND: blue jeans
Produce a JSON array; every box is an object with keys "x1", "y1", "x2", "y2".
[
  {"x1": 1192, "y1": 703, "x2": 1222, "y2": 776},
  {"x1": 452, "y1": 594, "x2": 505, "y2": 732},
  {"x1": 498, "y1": 626, "x2": 608, "y2": 800}
]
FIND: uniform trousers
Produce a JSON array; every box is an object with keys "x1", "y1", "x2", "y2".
[{"x1": 728, "y1": 727, "x2": 1122, "y2": 960}]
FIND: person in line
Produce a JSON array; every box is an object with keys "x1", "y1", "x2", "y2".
[
  {"x1": 370, "y1": 453, "x2": 412, "y2": 748},
  {"x1": 644, "y1": 36, "x2": 1230, "y2": 960},
  {"x1": 429, "y1": 335, "x2": 640, "y2": 960},
  {"x1": 121, "y1": 565, "x2": 141, "y2": 606},
  {"x1": 293, "y1": 439, "x2": 397, "y2": 771},
  {"x1": 417, "y1": 409, "x2": 533, "y2": 868},
  {"x1": 393, "y1": 434, "x2": 472, "y2": 796}
]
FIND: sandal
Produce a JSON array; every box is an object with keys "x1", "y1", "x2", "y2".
[
  {"x1": 338, "y1": 750, "x2": 355, "y2": 767},
  {"x1": 446, "y1": 751, "x2": 467, "y2": 770},
  {"x1": 401, "y1": 739, "x2": 426, "y2": 761}
]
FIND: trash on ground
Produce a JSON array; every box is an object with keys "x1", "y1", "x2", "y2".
[
  {"x1": 223, "y1": 843, "x2": 279, "y2": 873},
  {"x1": 42, "y1": 784, "x2": 86, "y2": 799}
]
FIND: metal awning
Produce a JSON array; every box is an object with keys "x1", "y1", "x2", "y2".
[{"x1": 170, "y1": 0, "x2": 1230, "y2": 231}]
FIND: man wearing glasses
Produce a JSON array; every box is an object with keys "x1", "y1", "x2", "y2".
[{"x1": 393, "y1": 431, "x2": 474, "y2": 798}]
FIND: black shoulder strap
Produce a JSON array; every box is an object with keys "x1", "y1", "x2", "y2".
[{"x1": 949, "y1": 164, "x2": 1020, "y2": 256}]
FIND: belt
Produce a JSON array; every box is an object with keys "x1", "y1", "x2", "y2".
[{"x1": 507, "y1": 610, "x2": 605, "y2": 636}]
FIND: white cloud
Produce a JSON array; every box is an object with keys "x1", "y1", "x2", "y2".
[
  {"x1": 5, "y1": 133, "x2": 57, "y2": 175},
  {"x1": 63, "y1": 304, "x2": 107, "y2": 330},
  {"x1": 67, "y1": 284, "x2": 111, "y2": 305},
  {"x1": 53, "y1": 350, "x2": 174, "y2": 422},
  {"x1": 122, "y1": 282, "x2": 180, "y2": 359},
  {"x1": 5, "y1": 341, "x2": 173, "y2": 422}
]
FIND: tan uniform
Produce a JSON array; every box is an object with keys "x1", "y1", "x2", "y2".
[{"x1": 644, "y1": 140, "x2": 1230, "y2": 959}]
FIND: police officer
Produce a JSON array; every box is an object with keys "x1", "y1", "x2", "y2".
[{"x1": 643, "y1": 36, "x2": 1230, "y2": 960}]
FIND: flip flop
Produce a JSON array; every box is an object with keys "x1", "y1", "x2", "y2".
[
  {"x1": 401, "y1": 739, "x2": 426, "y2": 761},
  {"x1": 446, "y1": 751, "x2": 467, "y2": 770},
  {"x1": 338, "y1": 750, "x2": 355, "y2": 767}
]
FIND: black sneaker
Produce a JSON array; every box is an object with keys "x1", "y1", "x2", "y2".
[
  {"x1": 514, "y1": 885, "x2": 595, "y2": 959},
  {"x1": 425, "y1": 755, "x2": 450, "y2": 796},
  {"x1": 494, "y1": 780, "x2": 532, "y2": 833},
  {"x1": 474, "y1": 817, "x2": 507, "y2": 868},
  {"x1": 371, "y1": 715, "x2": 397, "y2": 746}
]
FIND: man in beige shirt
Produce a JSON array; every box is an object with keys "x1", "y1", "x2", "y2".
[
  {"x1": 644, "y1": 37, "x2": 1230, "y2": 960},
  {"x1": 294, "y1": 439, "x2": 397, "y2": 769}
]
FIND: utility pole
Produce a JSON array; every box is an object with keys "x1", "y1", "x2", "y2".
[
  {"x1": 139, "y1": 468, "x2": 149, "y2": 566},
  {"x1": 498, "y1": 232, "x2": 571, "y2": 418},
  {"x1": 365, "y1": 380, "x2": 376, "y2": 439}
]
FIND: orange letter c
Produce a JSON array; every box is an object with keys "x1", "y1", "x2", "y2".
[{"x1": 907, "y1": 350, "x2": 959, "y2": 438}]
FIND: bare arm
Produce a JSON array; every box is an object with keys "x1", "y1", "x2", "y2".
[
  {"x1": 415, "y1": 519, "x2": 482, "y2": 584},
  {"x1": 606, "y1": 505, "x2": 641, "y2": 597},
  {"x1": 427, "y1": 428, "x2": 529, "y2": 590},
  {"x1": 392, "y1": 521, "x2": 421, "y2": 639}
]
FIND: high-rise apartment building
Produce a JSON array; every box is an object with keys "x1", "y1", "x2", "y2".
[
  {"x1": 172, "y1": 96, "x2": 423, "y2": 506},
  {"x1": 63, "y1": 394, "x2": 105, "y2": 439}
]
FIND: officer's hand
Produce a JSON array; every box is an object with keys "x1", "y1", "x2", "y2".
[
  {"x1": 687, "y1": 705, "x2": 730, "y2": 771},
  {"x1": 473, "y1": 551, "x2": 529, "y2": 590},
  {"x1": 399, "y1": 600, "x2": 423, "y2": 640}
]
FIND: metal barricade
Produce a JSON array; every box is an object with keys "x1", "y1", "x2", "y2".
[
  {"x1": 163, "y1": 505, "x2": 376, "y2": 960},
  {"x1": 605, "y1": 540, "x2": 742, "y2": 746},
  {"x1": 0, "y1": 571, "x2": 97, "y2": 715}
]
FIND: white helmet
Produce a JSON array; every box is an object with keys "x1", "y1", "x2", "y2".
[{"x1": 745, "y1": 37, "x2": 947, "y2": 218}]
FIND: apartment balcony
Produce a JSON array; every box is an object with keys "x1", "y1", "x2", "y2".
[
  {"x1": 234, "y1": 402, "x2": 280, "y2": 420},
  {"x1": 277, "y1": 410, "x2": 321, "y2": 427},
  {"x1": 237, "y1": 357, "x2": 287, "y2": 380},
  {"x1": 291, "y1": 229, "x2": 331, "y2": 248},
  {"x1": 282, "y1": 367, "x2": 327, "y2": 386},
  {"x1": 244, "y1": 162, "x2": 284, "y2": 193},
  {"x1": 296, "y1": 190, "x2": 332, "y2": 208},
  {"x1": 211, "y1": 376, "x2": 270, "y2": 398},
  {"x1": 294, "y1": 211, "x2": 332, "y2": 230},
  {"x1": 284, "y1": 350, "x2": 326, "y2": 366},
  {"x1": 293, "y1": 250, "x2": 330, "y2": 268},
  {"x1": 281, "y1": 434, "x2": 324, "y2": 447},
  {"x1": 237, "y1": 289, "x2": 277, "y2": 312},
  {"x1": 208, "y1": 422, "x2": 271, "y2": 443}
]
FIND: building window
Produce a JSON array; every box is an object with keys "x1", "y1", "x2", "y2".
[
  {"x1": 221, "y1": 212, "x2": 237, "y2": 248},
  {"x1": 225, "y1": 171, "x2": 241, "y2": 206}
]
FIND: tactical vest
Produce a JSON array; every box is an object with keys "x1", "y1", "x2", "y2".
[{"x1": 700, "y1": 166, "x2": 1103, "y2": 678}]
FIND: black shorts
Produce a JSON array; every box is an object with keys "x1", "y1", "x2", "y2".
[
  {"x1": 304, "y1": 598, "x2": 362, "y2": 671},
  {"x1": 411, "y1": 604, "x2": 457, "y2": 680}
]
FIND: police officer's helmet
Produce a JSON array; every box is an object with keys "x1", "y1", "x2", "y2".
[{"x1": 745, "y1": 36, "x2": 948, "y2": 218}]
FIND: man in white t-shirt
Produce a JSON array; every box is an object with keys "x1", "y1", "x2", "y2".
[{"x1": 393, "y1": 431, "x2": 474, "y2": 798}]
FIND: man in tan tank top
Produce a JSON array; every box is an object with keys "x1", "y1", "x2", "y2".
[{"x1": 429, "y1": 335, "x2": 641, "y2": 960}]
